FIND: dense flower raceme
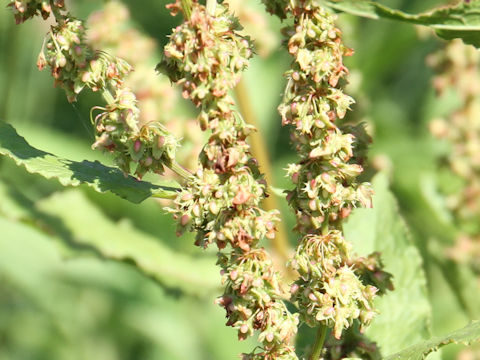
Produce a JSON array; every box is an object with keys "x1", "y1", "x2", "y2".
[
  {"x1": 7, "y1": 0, "x2": 64, "y2": 24},
  {"x1": 158, "y1": 2, "x2": 299, "y2": 358},
  {"x1": 263, "y1": 0, "x2": 393, "y2": 340},
  {"x1": 87, "y1": 1, "x2": 204, "y2": 172},
  {"x1": 9, "y1": 1, "x2": 179, "y2": 178},
  {"x1": 428, "y1": 40, "x2": 480, "y2": 272}
]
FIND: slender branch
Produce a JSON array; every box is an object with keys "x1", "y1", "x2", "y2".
[
  {"x1": 206, "y1": 0, "x2": 217, "y2": 16},
  {"x1": 234, "y1": 78, "x2": 291, "y2": 262},
  {"x1": 101, "y1": 89, "x2": 115, "y2": 105},
  {"x1": 309, "y1": 325, "x2": 327, "y2": 360},
  {"x1": 170, "y1": 161, "x2": 193, "y2": 181},
  {"x1": 151, "y1": 190, "x2": 180, "y2": 200},
  {"x1": 181, "y1": 0, "x2": 193, "y2": 20}
]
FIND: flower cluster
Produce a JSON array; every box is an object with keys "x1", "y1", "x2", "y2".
[
  {"x1": 91, "y1": 85, "x2": 179, "y2": 177},
  {"x1": 159, "y1": 1, "x2": 299, "y2": 358},
  {"x1": 87, "y1": 1, "x2": 204, "y2": 172},
  {"x1": 11, "y1": 1, "x2": 179, "y2": 179},
  {"x1": 264, "y1": 0, "x2": 392, "y2": 340},
  {"x1": 428, "y1": 39, "x2": 480, "y2": 272},
  {"x1": 290, "y1": 231, "x2": 384, "y2": 338},
  {"x1": 38, "y1": 17, "x2": 91, "y2": 102},
  {"x1": 217, "y1": 250, "x2": 298, "y2": 359},
  {"x1": 323, "y1": 324, "x2": 381, "y2": 360},
  {"x1": 7, "y1": 0, "x2": 64, "y2": 24}
]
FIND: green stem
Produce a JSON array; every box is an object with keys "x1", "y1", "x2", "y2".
[
  {"x1": 171, "y1": 161, "x2": 193, "y2": 181},
  {"x1": 101, "y1": 89, "x2": 115, "y2": 105},
  {"x1": 321, "y1": 222, "x2": 330, "y2": 236},
  {"x1": 234, "y1": 78, "x2": 291, "y2": 264},
  {"x1": 181, "y1": 0, "x2": 193, "y2": 19},
  {"x1": 309, "y1": 325, "x2": 327, "y2": 360},
  {"x1": 206, "y1": 0, "x2": 217, "y2": 16},
  {"x1": 151, "y1": 189, "x2": 181, "y2": 200}
]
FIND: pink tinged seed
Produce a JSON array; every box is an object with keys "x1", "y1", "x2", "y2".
[
  {"x1": 192, "y1": 204, "x2": 201, "y2": 217},
  {"x1": 286, "y1": 192, "x2": 293, "y2": 202},
  {"x1": 58, "y1": 56, "x2": 67, "y2": 67},
  {"x1": 57, "y1": 35, "x2": 66, "y2": 45},
  {"x1": 134, "y1": 140, "x2": 142, "y2": 152},
  {"x1": 81, "y1": 72, "x2": 91, "y2": 82},
  {"x1": 324, "y1": 307, "x2": 334, "y2": 316},
  {"x1": 181, "y1": 193, "x2": 193, "y2": 201},
  {"x1": 290, "y1": 284, "x2": 299, "y2": 294},
  {"x1": 180, "y1": 214, "x2": 190, "y2": 226},
  {"x1": 240, "y1": 324, "x2": 249, "y2": 334},
  {"x1": 292, "y1": 172, "x2": 299, "y2": 183},
  {"x1": 157, "y1": 136, "x2": 165, "y2": 148},
  {"x1": 209, "y1": 202, "x2": 218, "y2": 214},
  {"x1": 266, "y1": 333, "x2": 274, "y2": 342}
]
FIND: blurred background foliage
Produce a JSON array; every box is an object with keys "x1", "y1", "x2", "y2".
[{"x1": 1, "y1": 0, "x2": 479, "y2": 359}]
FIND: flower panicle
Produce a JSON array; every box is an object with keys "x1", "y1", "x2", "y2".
[
  {"x1": 160, "y1": 1, "x2": 299, "y2": 358},
  {"x1": 8, "y1": 0, "x2": 65, "y2": 24},
  {"x1": 267, "y1": 0, "x2": 393, "y2": 341},
  {"x1": 10, "y1": 1, "x2": 179, "y2": 179}
]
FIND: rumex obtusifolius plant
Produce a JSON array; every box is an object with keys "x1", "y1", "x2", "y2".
[
  {"x1": 6, "y1": 0, "x2": 480, "y2": 358},
  {"x1": 6, "y1": 0, "x2": 391, "y2": 358},
  {"x1": 20, "y1": 0, "x2": 480, "y2": 359}
]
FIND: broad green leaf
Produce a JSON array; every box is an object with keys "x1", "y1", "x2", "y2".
[
  {"x1": 0, "y1": 122, "x2": 179, "y2": 203},
  {"x1": 385, "y1": 321, "x2": 480, "y2": 360},
  {"x1": 323, "y1": 0, "x2": 480, "y2": 47},
  {"x1": 344, "y1": 173, "x2": 433, "y2": 355},
  {"x1": 36, "y1": 190, "x2": 220, "y2": 297}
]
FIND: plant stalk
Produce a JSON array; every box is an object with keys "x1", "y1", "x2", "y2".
[
  {"x1": 171, "y1": 161, "x2": 193, "y2": 181},
  {"x1": 101, "y1": 89, "x2": 115, "y2": 105},
  {"x1": 234, "y1": 78, "x2": 291, "y2": 262},
  {"x1": 206, "y1": 0, "x2": 217, "y2": 16},
  {"x1": 309, "y1": 325, "x2": 327, "y2": 360},
  {"x1": 180, "y1": 0, "x2": 193, "y2": 20}
]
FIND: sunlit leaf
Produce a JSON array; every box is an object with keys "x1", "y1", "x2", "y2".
[
  {"x1": 0, "y1": 122, "x2": 179, "y2": 203},
  {"x1": 385, "y1": 321, "x2": 480, "y2": 360},
  {"x1": 323, "y1": 0, "x2": 480, "y2": 47}
]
